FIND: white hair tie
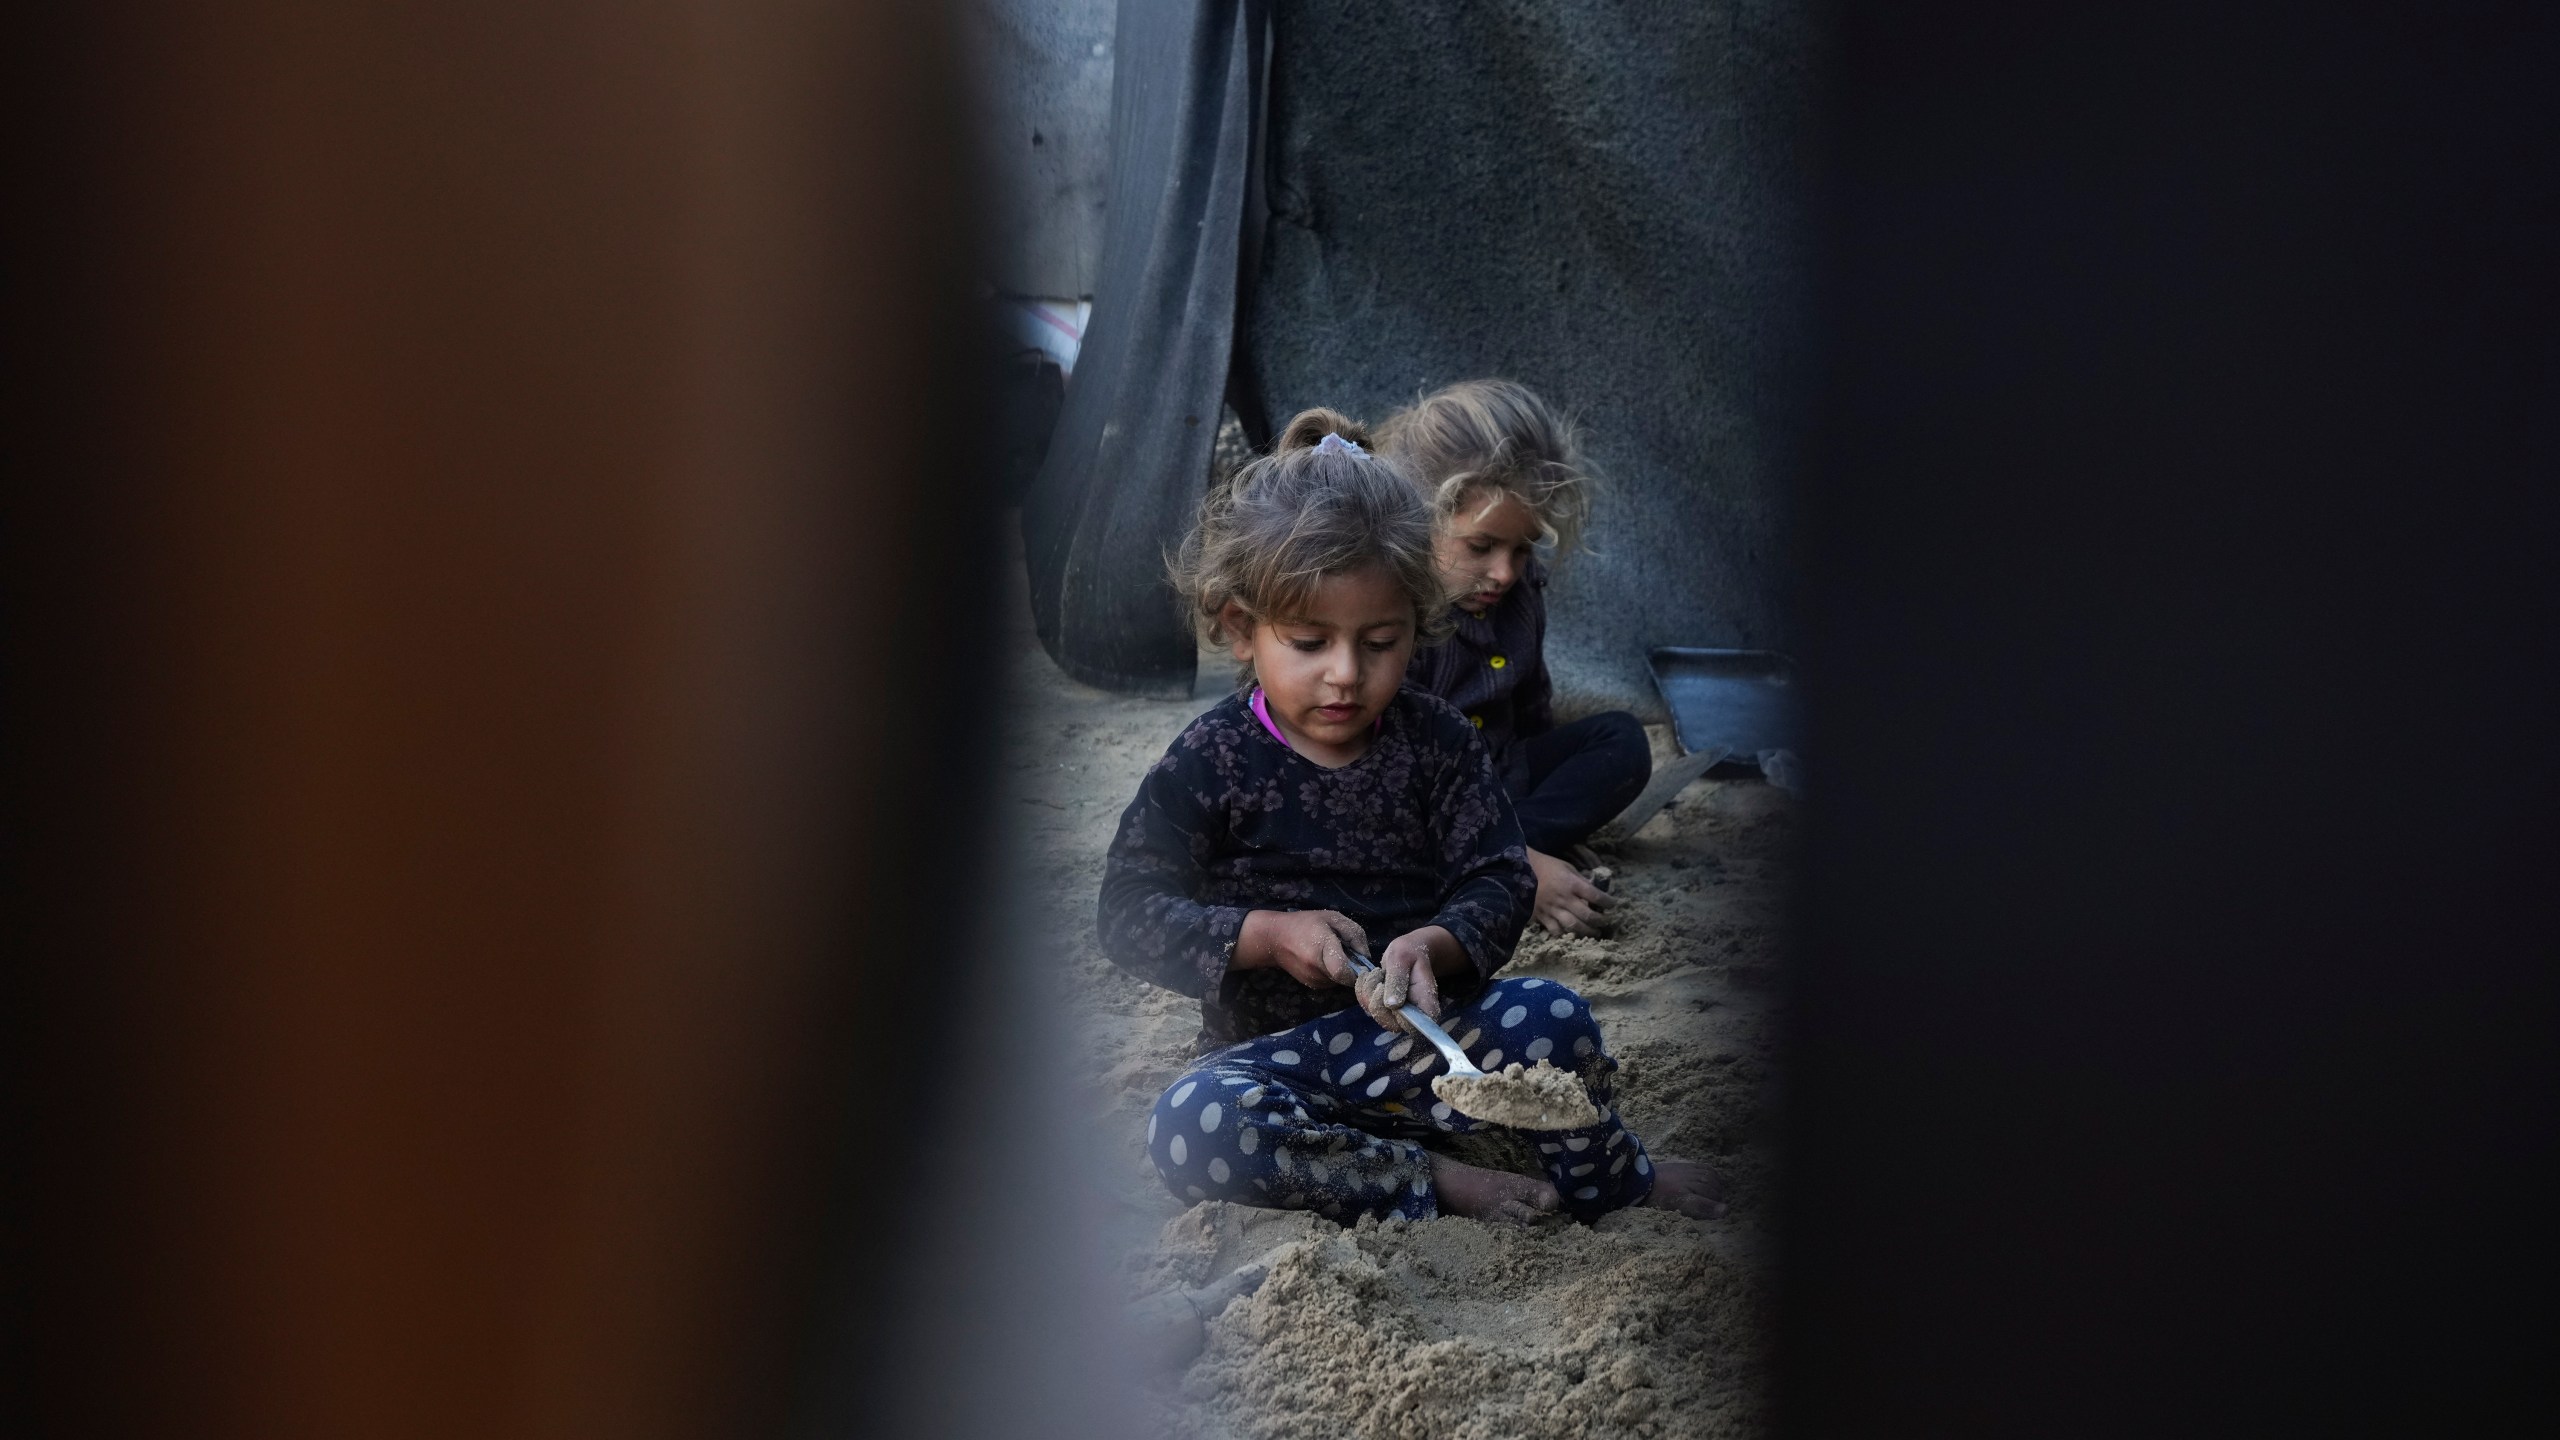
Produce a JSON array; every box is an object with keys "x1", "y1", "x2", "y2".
[{"x1": 1314, "y1": 432, "x2": 1368, "y2": 457}]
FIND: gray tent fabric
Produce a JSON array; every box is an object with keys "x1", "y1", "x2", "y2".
[
  {"x1": 963, "y1": 0, "x2": 1117, "y2": 299},
  {"x1": 1242, "y1": 1, "x2": 1814, "y2": 717},
  {"x1": 1020, "y1": 0, "x2": 1268, "y2": 696},
  {"x1": 1024, "y1": 1, "x2": 1811, "y2": 711}
]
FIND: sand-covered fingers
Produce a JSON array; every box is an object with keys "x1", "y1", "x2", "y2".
[
  {"x1": 1315, "y1": 910, "x2": 1368, "y2": 980},
  {"x1": 1239, "y1": 908, "x2": 1368, "y2": 990},
  {"x1": 1357, "y1": 932, "x2": 1442, "y2": 1032},
  {"x1": 1528, "y1": 848, "x2": 1617, "y2": 936},
  {"x1": 1353, "y1": 969, "x2": 1394, "y2": 1030}
]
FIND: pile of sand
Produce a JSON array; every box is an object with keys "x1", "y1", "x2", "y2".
[
  {"x1": 1433, "y1": 1060, "x2": 1602, "y2": 1130},
  {"x1": 999, "y1": 597, "x2": 1792, "y2": 1439},
  {"x1": 1130, "y1": 1201, "x2": 1766, "y2": 1440}
]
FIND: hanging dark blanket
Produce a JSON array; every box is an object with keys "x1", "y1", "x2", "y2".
[{"x1": 1019, "y1": 0, "x2": 1267, "y2": 696}]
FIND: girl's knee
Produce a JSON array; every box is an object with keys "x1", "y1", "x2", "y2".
[
  {"x1": 1150, "y1": 1065, "x2": 1277, "y2": 1204},
  {"x1": 1149, "y1": 1069, "x2": 1221, "y2": 1197},
  {"x1": 1593, "y1": 709, "x2": 1647, "y2": 755},
  {"x1": 1592, "y1": 710, "x2": 1652, "y2": 797},
  {"x1": 1470, "y1": 976, "x2": 1604, "y2": 1062}
]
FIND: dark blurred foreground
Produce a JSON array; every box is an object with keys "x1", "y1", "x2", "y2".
[
  {"x1": 5, "y1": 3, "x2": 2555, "y2": 1439},
  {"x1": 1781, "y1": 5, "x2": 2559, "y2": 1434},
  {"x1": 4, "y1": 3, "x2": 1007, "y2": 1437}
]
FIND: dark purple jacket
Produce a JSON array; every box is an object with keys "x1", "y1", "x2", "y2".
[{"x1": 1403, "y1": 558, "x2": 1554, "y2": 769}]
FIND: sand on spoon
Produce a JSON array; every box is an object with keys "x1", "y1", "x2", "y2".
[{"x1": 1431, "y1": 1059, "x2": 1601, "y2": 1130}]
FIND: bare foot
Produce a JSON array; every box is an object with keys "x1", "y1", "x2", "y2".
[
  {"x1": 1640, "y1": 1157, "x2": 1726, "y2": 1220},
  {"x1": 1430, "y1": 1153, "x2": 1561, "y2": 1226}
]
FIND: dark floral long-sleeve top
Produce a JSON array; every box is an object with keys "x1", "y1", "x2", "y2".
[{"x1": 1098, "y1": 687, "x2": 1537, "y2": 1049}]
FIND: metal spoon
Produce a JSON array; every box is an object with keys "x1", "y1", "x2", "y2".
[{"x1": 1345, "y1": 952, "x2": 1486, "y2": 1084}]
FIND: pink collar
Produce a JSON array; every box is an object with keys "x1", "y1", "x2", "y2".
[{"x1": 1247, "y1": 688, "x2": 1293, "y2": 747}]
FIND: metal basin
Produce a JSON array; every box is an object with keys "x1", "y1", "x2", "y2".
[{"x1": 1647, "y1": 646, "x2": 1802, "y2": 770}]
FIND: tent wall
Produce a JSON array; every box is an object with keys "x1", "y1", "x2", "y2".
[
  {"x1": 1022, "y1": 1, "x2": 1814, "y2": 709},
  {"x1": 965, "y1": 0, "x2": 1117, "y2": 299},
  {"x1": 1243, "y1": 0, "x2": 1816, "y2": 716}
]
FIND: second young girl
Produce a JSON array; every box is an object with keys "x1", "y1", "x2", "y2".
[
  {"x1": 1381, "y1": 379, "x2": 1651, "y2": 937},
  {"x1": 1096, "y1": 409, "x2": 1718, "y2": 1226}
]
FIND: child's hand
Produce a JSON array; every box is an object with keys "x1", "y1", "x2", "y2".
[
  {"x1": 1234, "y1": 909, "x2": 1367, "y2": 991},
  {"x1": 1355, "y1": 928, "x2": 1451, "y2": 1034},
  {"x1": 1527, "y1": 848, "x2": 1616, "y2": 936}
]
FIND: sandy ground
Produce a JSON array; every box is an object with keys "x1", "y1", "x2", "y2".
[{"x1": 994, "y1": 547, "x2": 1792, "y2": 1439}]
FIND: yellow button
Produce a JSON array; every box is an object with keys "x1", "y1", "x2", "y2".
[
  {"x1": 1470, "y1": 715, "x2": 1483, "y2": 728},
  {"x1": 1489, "y1": 655, "x2": 1508, "y2": 669}
]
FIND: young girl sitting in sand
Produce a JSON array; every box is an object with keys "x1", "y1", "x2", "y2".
[
  {"x1": 1097, "y1": 409, "x2": 1718, "y2": 1226},
  {"x1": 1380, "y1": 379, "x2": 1651, "y2": 938}
]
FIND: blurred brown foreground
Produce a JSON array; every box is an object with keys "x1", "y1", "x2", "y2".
[{"x1": 6, "y1": 4, "x2": 996, "y2": 1437}]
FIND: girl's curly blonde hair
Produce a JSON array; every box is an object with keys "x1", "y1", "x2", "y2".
[
  {"x1": 1169, "y1": 408, "x2": 1453, "y2": 678},
  {"x1": 1376, "y1": 378, "x2": 1596, "y2": 557}
]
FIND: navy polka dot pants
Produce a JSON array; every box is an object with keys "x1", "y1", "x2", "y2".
[{"x1": 1146, "y1": 976, "x2": 1659, "y2": 1223}]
